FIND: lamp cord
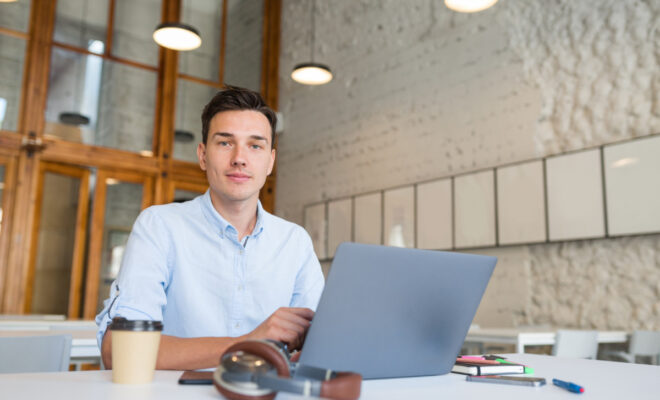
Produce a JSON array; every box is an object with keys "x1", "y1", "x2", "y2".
[{"x1": 310, "y1": 0, "x2": 316, "y2": 62}]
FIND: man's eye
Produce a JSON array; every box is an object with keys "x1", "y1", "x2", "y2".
[
  {"x1": 218, "y1": 141, "x2": 230, "y2": 146},
  {"x1": 251, "y1": 144, "x2": 262, "y2": 150}
]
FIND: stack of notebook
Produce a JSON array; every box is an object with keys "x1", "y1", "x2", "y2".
[{"x1": 451, "y1": 355, "x2": 531, "y2": 376}]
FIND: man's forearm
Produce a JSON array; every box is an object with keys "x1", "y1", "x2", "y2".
[
  {"x1": 101, "y1": 330, "x2": 244, "y2": 370},
  {"x1": 155, "y1": 334, "x2": 244, "y2": 370}
]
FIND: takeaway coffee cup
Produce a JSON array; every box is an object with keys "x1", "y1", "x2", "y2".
[{"x1": 109, "y1": 317, "x2": 163, "y2": 384}]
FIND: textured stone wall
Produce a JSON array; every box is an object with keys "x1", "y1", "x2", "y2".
[{"x1": 277, "y1": 0, "x2": 660, "y2": 329}]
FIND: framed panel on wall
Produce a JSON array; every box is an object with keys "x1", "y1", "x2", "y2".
[
  {"x1": 454, "y1": 170, "x2": 496, "y2": 248},
  {"x1": 303, "y1": 203, "x2": 327, "y2": 260},
  {"x1": 496, "y1": 160, "x2": 546, "y2": 245},
  {"x1": 327, "y1": 198, "x2": 352, "y2": 258},
  {"x1": 354, "y1": 192, "x2": 382, "y2": 245},
  {"x1": 383, "y1": 186, "x2": 414, "y2": 248},
  {"x1": 416, "y1": 179, "x2": 452, "y2": 250},
  {"x1": 604, "y1": 135, "x2": 660, "y2": 236},
  {"x1": 546, "y1": 149, "x2": 605, "y2": 241}
]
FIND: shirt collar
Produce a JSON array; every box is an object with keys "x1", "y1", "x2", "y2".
[{"x1": 200, "y1": 190, "x2": 266, "y2": 239}]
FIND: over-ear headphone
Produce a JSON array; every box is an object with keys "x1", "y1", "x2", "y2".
[{"x1": 213, "y1": 340, "x2": 362, "y2": 400}]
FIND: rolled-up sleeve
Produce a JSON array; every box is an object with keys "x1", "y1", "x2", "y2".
[{"x1": 95, "y1": 207, "x2": 172, "y2": 348}]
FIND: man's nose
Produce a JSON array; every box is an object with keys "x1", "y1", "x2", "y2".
[{"x1": 231, "y1": 147, "x2": 247, "y2": 167}]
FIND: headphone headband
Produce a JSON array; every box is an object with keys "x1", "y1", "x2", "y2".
[{"x1": 214, "y1": 340, "x2": 362, "y2": 400}]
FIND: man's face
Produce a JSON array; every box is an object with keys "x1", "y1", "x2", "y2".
[{"x1": 197, "y1": 110, "x2": 275, "y2": 207}]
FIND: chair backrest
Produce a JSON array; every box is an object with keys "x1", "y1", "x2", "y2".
[
  {"x1": 629, "y1": 330, "x2": 660, "y2": 356},
  {"x1": 552, "y1": 330, "x2": 598, "y2": 359},
  {"x1": 0, "y1": 334, "x2": 72, "y2": 373}
]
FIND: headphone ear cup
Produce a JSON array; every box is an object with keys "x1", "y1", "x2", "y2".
[
  {"x1": 320, "y1": 372, "x2": 363, "y2": 400},
  {"x1": 213, "y1": 340, "x2": 291, "y2": 400}
]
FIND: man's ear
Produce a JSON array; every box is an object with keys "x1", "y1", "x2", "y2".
[
  {"x1": 197, "y1": 142, "x2": 207, "y2": 171},
  {"x1": 267, "y1": 148, "x2": 276, "y2": 176}
]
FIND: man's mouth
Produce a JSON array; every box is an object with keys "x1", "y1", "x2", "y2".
[{"x1": 226, "y1": 172, "x2": 251, "y2": 183}]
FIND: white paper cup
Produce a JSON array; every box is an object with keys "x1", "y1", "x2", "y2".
[{"x1": 109, "y1": 317, "x2": 163, "y2": 384}]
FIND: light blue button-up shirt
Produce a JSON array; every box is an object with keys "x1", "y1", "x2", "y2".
[{"x1": 95, "y1": 190, "x2": 324, "y2": 347}]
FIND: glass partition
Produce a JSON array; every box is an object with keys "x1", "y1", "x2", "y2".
[
  {"x1": 0, "y1": 0, "x2": 31, "y2": 33},
  {"x1": 179, "y1": 0, "x2": 223, "y2": 82},
  {"x1": 174, "y1": 79, "x2": 218, "y2": 162},
  {"x1": 96, "y1": 180, "x2": 143, "y2": 311},
  {"x1": 0, "y1": 35, "x2": 27, "y2": 132},
  {"x1": 173, "y1": 188, "x2": 204, "y2": 203},
  {"x1": 224, "y1": 0, "x2": 264, "y2": 91},
  {"x1": 30, "y1": 172, "x2": 81, "y2": 315},
  {"x1": 45, "y1": 47, "x2": 156, "y2": 153},
  {"x1": 53, "y1": 0, "x2": 109, "y2": 52},
  {"x1": 112, "y1": 0, "x2": 161, "y2": 66}
]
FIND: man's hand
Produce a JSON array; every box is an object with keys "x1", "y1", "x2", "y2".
[{"x1": 243, "y1": 307, "x2": 314, "y2": 351}]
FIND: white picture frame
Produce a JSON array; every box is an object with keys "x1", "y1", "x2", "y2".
[
  {"x1": 354, "y1": 192, "x2": 382, "y2": 245},
  {"x1": 303, "y1": 203, "x2": 327, "y2": 259},
  {"x1": 604, "y1": 135, "x2": 660, "y2": 236},
  {"x1": 327, "y1": 198, "x2": 353, "y2": 257},
  {"x1": 416, "y1": 179, "x2": 453, "y2": 250},
  {"x1": 496, "y1": 160, "x2": 547, "y2": 245},
  {"x1": 546, "y1": 149, "x2": 605, "y2": 241},
  {"x1": 383, "y1": 186, "x2": 415, "y2": 248},
  {"x1": 454, "y1": 170, "x2": 496, "y2": 248}
]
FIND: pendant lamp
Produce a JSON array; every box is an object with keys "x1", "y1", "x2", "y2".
[
  {"x1": 291, "y1": 0, "x2": 332, "y2": 85},
  {"x1": 444, "y1": 0, "x2": 498, "y2": 13},
  {"x1": 153, "y1": 22, "x2": 201, "y2": 51}
]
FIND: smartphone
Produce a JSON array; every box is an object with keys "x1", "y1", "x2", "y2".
[
  {"x1": 178, "y1": 371, "x2": 214, "y2": 385},
  {"x1": 466, "y1": 375, "x2": 546, "y2": 387}
]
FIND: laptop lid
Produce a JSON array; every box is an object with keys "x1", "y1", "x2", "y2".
[{"x1": 298, "y1": 242, "x2": 496, "y2": 380}]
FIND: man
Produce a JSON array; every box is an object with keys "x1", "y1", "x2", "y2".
[{"x1": 96, "y1": 86, "x2": 324, "y2": 370}]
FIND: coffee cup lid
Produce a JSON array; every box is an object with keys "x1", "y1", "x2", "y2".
[{"x1": 109, "y1": 317, "x2": 163, "y2": 332}]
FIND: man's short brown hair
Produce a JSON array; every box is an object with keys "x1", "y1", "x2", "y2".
[{"x1": 201, "y1": 85, "x2": 277, "y2": 147}]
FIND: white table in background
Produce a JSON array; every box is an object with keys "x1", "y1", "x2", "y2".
[
  {"x1": 0, "y1": 354, "x2": 658, "y2": 399},
  {"x1": 464, "y1": 327, "x2": 628, "y2": 353},
  {"x1": 0, "y1": 319, "x2": 99, "y2": 367}
]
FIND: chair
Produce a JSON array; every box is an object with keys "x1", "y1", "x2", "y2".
[
  {"x1": 552, "y1": 330, "x2": 598, "y2": 359},
  {"x1": 0, "y1": 334, "x2": 72, "y2": 373},
  {"x1": 605, "y1": 330, "x2": 660, "y2": 365}
]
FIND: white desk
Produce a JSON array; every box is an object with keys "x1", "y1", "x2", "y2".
[
  {"x1": 0, "y1": 319, "x2": 99, "y2": 365},
  {"x1": 465, "y1": 327, "x2": 628, "y2": 353},
  {"x1": 1, "y1": 354, "x2": 658, "y2": 399}
]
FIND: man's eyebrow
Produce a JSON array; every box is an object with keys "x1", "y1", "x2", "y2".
[{"x1": 210, "y1": 132, "x2": 268, "y2": 143}]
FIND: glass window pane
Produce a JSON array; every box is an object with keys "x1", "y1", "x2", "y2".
[
  {"x1": 31, "y1": 172, "x2": 81, "y2": 315},
  {"x1": 179, "y1": 0, "x2": 222, "y2": 82},
  {"x1": 174, "y1": 79, "x2": 217, "y2": 162},
  {"x1": 112, "y1": 0, "x2": 160, "y2": 66},
  {"x1": 224, "y1": 0, "x2": 263, "y2": 91},
  {"x1": 0, "y1": 0, "x2": 31, "y2": 33},
  {"x1": 0, "y1": 35, "x2": 26, "y2": 132},
  {"x1": 173, "y1": 188, "x2": 203, "y2": 203},
  {"x1": 45, "y1": 47, "x2": 156, "y2": 153},
  {"x1": 53, "y1": 0, "x2": 109, "y2": 53},
  {"x1": 97, "y1": 180, "x2": 143, "y2": 312}
]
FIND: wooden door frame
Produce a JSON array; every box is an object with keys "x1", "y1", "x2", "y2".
[
  {"x1": 83, "y1": 169, "x2": 155, "y2": 319},
  {"x1": 0, "y1": 155, "x2": 18, "y2": 311}
]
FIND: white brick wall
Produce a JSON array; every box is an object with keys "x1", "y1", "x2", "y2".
[{"x1": 277, "y1": 0, "x2": 660, "y2": 329}]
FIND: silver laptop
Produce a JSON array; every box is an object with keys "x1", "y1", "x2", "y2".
[{"x1": 298, "y1": 242, "x2": 496, "y2": 379}]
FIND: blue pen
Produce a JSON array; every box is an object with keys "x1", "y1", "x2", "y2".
[{"x1": 553, "y1": 378, "x2": 584, "y2": 394}]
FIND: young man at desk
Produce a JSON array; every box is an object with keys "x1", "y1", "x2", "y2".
[{"x1": 96, "y1": 86, "x2": 324, "y2": 370}]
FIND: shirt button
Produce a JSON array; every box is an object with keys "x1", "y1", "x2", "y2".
[
  {"x1": 238, "y1": 285, "x2": 244, "y2": 291},
  {"x1": 235, "y1": 322, "x2": 240, "y2": 328}
]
